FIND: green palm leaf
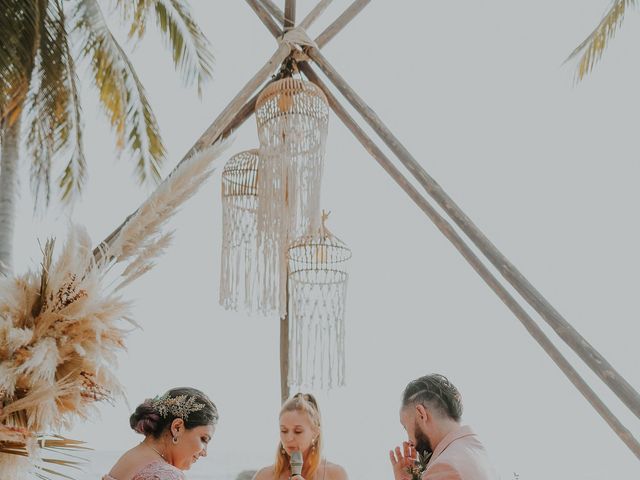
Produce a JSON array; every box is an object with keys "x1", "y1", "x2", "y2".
[
  {"x1": 121, "y1": 0, "x2": 214, "y2": 96},
  {"x1": 2, "y1": 0, "x2": 214, "y2": 203},
  {"x1": 0, "y1": 0, "x2": 40, "y2": 124},
  {"x1": 58, "y1": 30, "x2": 86, "y2": 203},
  {"x1": 153, "y1": 0, "x2": 214, "y2": 95},
  {"x1": 73, "y1": 0, "x2": 165, "y2": 186},
  {"x1": 24, "y1": 0, "x2": 86, "y2": 207},
  {"x1": 568, "y1": 0, "x2": 638, "y2": 80}
]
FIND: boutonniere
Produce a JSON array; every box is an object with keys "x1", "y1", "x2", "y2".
[{"x1": 407, "y1": 451, "x2": 432, "y2": 480}]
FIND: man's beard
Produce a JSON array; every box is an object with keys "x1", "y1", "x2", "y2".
[{"x1": 414, "y1": 421, "x2": 433, "y2": 456}]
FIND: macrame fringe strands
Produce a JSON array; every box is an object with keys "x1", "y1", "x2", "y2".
[
  {"x1": 219, "y1": 149, "x2": 263, "y2": 313},
  {"x1": 287, "y1": 213, "x2": 352, "y2": 389},
  {"x1": 255, "y1": 78, "x2": 329, "y2": 316}
]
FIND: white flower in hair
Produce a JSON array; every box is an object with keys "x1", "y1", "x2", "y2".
[{"x1": 152, "y1": 393, "x2": 206, "y2": 420}]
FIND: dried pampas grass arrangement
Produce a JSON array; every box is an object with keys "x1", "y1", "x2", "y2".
[{"x1": 0, "y1": 141, "x2": 228, "y2": 479}]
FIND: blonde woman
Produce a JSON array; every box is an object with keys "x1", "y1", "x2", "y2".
[{"x1": 254, "y1": 393, "x2": 348, "y2": 480}]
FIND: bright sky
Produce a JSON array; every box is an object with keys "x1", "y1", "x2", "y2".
[{"x1": 11, "y1": 1, "x2": 640, "y2": 479}]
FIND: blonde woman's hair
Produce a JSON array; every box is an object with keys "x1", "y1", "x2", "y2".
[{"x1": 274, "y1": 393, "x2": 322, "y2": 479}]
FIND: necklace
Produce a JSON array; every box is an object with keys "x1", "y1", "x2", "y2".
[{"x1": 144, "y1": 442, "x2": 167, "y2": 461}]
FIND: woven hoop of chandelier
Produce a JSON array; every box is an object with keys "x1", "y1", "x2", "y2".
[
  {"x1": 255, "y1": 78, "x2": 329, "y2": 316},
  {"x1": 219, "y1": 149, "x2": 262, "y2": 313},
  {"x1": 286, "y1": 215, "x2": 351, "y2": 389}
]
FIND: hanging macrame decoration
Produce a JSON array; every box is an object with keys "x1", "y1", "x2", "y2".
[
  {"x1": 219, "y1": 149, "x2": 263, "y2": 313},
  {"x1": 255, "y1": 78, "x2": 329, "y2": 316},
  {"x1": 287, "y1": 212, "x2": 352, "y2": 389}
]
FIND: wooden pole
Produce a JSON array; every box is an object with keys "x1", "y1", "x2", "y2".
[
  {"x1": 281, "y1": 0, "x2": 294, "y2": 403},
  {"x1": 299, "y1": 62, "x2": 640, "y2": 460},
  {"x1": 259, "y1": 0, "x2": 285, "y2": 25},
  {"x1": 254, "y1": 0, "x2": 368, "y2": 49},
  {"x1": 315, "y1": 0, "x2": 371, "y2": 49},
  {"x1": 246, "y1": 0, "x2": 283, "y2": 38},
  {"x1": 281, "y1": 273, "x2": 291, "y2": 404},
  {"x1": 93, "y1": 43, "x2": 291, "y2": 258},
  {"x1": 299, "y1": 0, "x2": 334, "y2": 31},
  {"x1": 284, "y1": 0, "x2": 296, "y2": 29},
  {"x1": 306, "y1": 46, "x2": 640, "y2": 422},
  {"x1": 244, "y1": 0, "x2": 640, "y2": 431},
  {"x1": 249, "y1": 0, "x2": 293, "y2": 405}
]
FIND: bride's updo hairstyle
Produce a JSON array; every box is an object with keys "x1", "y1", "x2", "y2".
[{"x1": 129, "y1": 387, "x2": 218, "y2": 438}]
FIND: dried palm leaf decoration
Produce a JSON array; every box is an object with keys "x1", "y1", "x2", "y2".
[
  {"x1": 287, "y1": 212, "x2": 351, "y2": 389},
  {"x1": 219, "y1": 149, "x2": 263, "y2": 313},
  {"x1": 255, "y1": 78, "x2": 329, "y2": 316}
]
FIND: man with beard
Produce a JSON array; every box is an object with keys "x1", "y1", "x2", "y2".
[{"x1": 389, "y1": 374, "x2": 498, "y2": 480}]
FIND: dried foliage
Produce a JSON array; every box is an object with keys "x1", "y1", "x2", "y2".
[
  {"x1": 568, "y1": 0, "x2": 638, "y2": 80},
  {"x1": 0, "y1": 142, "x2": 227, "y2": 478}
]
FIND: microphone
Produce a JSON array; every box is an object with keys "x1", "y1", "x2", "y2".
[{"x1": 290, "y1": 451, "x2": 303, "y2": 477}]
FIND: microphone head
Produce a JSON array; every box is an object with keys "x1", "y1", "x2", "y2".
[{"x1": 290, "y1": 450, "x2": 303, "y2": 476}]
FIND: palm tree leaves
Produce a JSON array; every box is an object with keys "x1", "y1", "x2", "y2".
[
  {"x1": 121, "y1": 0, "x2": 214, "y2": 95},
  {"x1": 0, "y1": 0, "x2": 214, "y2": 206},
  {"x1": 0, "y1": 0, "x2": 41, "y2": 125},
  {"x1": 74, "y1": 0, "x2": 164, "y2": 187},
  {"x1": 568, "y1": 0, "x2": 638, "y2": 80},
  {"x1": 57, "y1": 39, "x2": 86, "y2": 203},
  {"x1": 152, "y1": 0, "x2": 215, "y2": 95},
  {"x1": 24, "y1": 0, "x2": 86, "y2": 207}
]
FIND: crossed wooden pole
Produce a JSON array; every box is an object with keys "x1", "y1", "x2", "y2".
[{"x1": 95, "y1": 0, "x2": 640, "y2": 459}]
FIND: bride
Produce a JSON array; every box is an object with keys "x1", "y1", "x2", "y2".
[
  {"x1": 103, "y1": 387, "x2": 218, "y2": 480},
  {"x1": 253, "y1": 393, "x2": 348, "y2": 480}
]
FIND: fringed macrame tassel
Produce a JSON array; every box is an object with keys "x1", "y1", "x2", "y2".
[
  {"x1": 255, "y1": 78, "x2": 329, "y2": 316},
  {"x1": 287, "y1": 213, "x2": 352, "y2": 389},
  {"x1": 220, "y1": 150, "x2": 264, "y2": 313}
]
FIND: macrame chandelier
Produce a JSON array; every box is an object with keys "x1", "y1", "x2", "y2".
[
  {"x1": 287, "y1": 212, "x2": 352, "y2": 389},
  {"x1": 218, "y1": 75, "x2": 351, "y2": 390},
  {"x1": 219, "y1": 149, "x2": 262, "y2": 313},
  {"x1": 254, "y1": 78, "x2": 330, "y2": 316}
]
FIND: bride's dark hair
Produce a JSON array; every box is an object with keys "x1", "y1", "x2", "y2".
[{"x1": 129, "y1": 387, "x2": 218, "y2": 438}]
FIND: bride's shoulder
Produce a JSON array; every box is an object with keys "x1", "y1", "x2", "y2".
[
  {"x1": 132, "y1": 461, "x2": 185, "y2": 480},
  {"x1": 252, "y1": 465, "x2": 276, "y2": 480},
  {"x1": 324, "y1": 461, "x2": 348, "y2": 480}
]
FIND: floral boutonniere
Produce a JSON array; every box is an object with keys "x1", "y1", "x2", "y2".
[{"x1": 407, "y1": 451, "x2": 432, "y2": 480}]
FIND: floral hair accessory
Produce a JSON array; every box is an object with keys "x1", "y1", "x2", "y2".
[{"x1": 151, "y1": 393, "x2": 206, "y2": 420}]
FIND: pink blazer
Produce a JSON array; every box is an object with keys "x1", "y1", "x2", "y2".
[{"x1": 422, "y1": 425, "x2": 498, "y2": 480}]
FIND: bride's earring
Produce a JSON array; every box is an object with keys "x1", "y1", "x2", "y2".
[{"x1": 280, "y1": 444, "x2": 286, "y2": 455}]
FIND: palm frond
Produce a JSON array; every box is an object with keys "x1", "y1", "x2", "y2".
[
  {"x1": 568, "y1": 0, "x2": 638, "y2": 80},
  {"x1": 57, "y1": 29, "x2": 86, "y2": 204},
  {"x1": 1, "y1": 434, "x2": 89, "y2": 480},
  {"x1": 0, "y1": 0, "x2": 41, "y2": 124},
  {"x1": 24, "y1": 0, "x2": 87, "y2": 208},
  {"x1": 118, "y1": 0, "x2": 214, "y2": 95},
  {"x1": 152, "y1": 0, "x2": 214, "y2": 95},
  {"x1": 119, "y1": 0, "x2": 152, "y2": 39},
  {"x1": 73, "y1": 0, "x2": 165, "y2": 185},
  {"x1": 36, "y1": 467, "x2": 78, "y2": 480},
  {"x1": 26, "y1": 111, "x2": 54, "y2": 208}
]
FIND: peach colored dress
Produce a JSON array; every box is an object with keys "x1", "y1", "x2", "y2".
[{"x1": 103, "y1": 460, "x2": 185, "y2": 480}]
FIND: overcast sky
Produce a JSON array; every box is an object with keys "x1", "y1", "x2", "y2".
[{"x1": 11, "y1": 1, "x2": 640, "y2": 479}]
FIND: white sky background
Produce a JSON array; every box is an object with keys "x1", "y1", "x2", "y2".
[{"x1": 10, "y1": 1, "x2": 640, "y2": 479}]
